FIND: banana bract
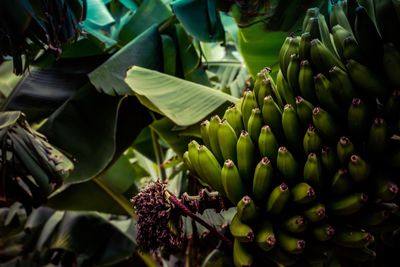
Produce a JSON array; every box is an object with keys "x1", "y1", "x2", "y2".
[{"x1": 184, "y1": 1, "x2": 400, "y2": 266}]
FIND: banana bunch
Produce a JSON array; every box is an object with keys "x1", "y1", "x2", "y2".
[{"x1": 184, "y1": 1, "x2": 400, "y2": 265}]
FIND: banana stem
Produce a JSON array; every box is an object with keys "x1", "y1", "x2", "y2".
[
  {"x1": 167, "y1": 191, "x2": 233, "y2": 249},
  {"x1": 150, "y1": 128, "x2": 167, "y2": 181}
]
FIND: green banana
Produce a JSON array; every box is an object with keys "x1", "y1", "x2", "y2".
[
  {"x1": 329, "y1": 192, "x2": 368, "y2": 215},
  {"x1": 321, "y1": 146, "x2": 338, "y2": 175},
  {"x1": 334, "y1": 247, "x2": 376, "y2": 263},
  {"x1": 329, "y1": 66, "x2": 358, "y2": 108},
  {"x1": 303, "y1": 153, "x2": 323, "y2": 192},
  {"x1": 291, "y1": 182, "x2": 316, "y2": 204},
  {"x1": 331, "y1": 168, "x2": 352, "y2": 195},
  {"x1": 233, "y1": 239, "x2": 254, "y2": 267},
  {"x1": 305, "y1": 17, "x2": 321, "y2": 41},
  {"x1": 188, "y1": 140, "x2": 205, "y2": 181},
  {"x1": 267, "y1": 247, "x2": 299, "y2": 266},
  {"x1": 230, "y1": 214, "x2": 254, "y2": 243},
  {"x1": 348, "y1": 154, "x2": 370, "y2": 183},
  {"x1": 200, "y1": 120, "x2": 211, "y2": 148},
  {"x1": 221, "y1": 159, "x2": 245, "y2": 205},
  {"x1": 223, "y1": 105, "x2": 244, "y2": 137},
  {"x1": 310, "y1": 39, "x2": 345, "y2": 75},
  {"x1": 330, "y1": 2, "x2": 354, "y2": 35},
  {"x1": 376, "y1": 179, "x2": 399, "y2": 201},
  {"x1": 317, "y1": 13, "x2": 336, "y2": 53},
  {"x1": 266, "y1": 183, "x2": 291, "y2": 214},
  {"x1": 346, "y1": 59, "x2": 389, "y2": 99},
  {"x1": 237, "y1": 195, "x2": 258, "y2": 223},
  {"x1": 236, "y1": 131, "x2": 255, "y2": 184},
  {"x1": 247, "y1": 108, "x2": 263, "y2": 145},
  {"x1": 257, "y1": 78, "x2": 274, "y2": 109},
  {"x1": 277, "y1": 146, "x2": 300, "y2": 184},
  {"x1": 183, "y1": 151, "x2": 196, "y2": 176},
  {"x1": 351, "y1": 208, "x2": 390, "y2": 227},
  {"x1": 367, "y1": 117, "x2": 388, "y2": 156},
  {"x1": 303, "y1": 202, "x2": 326, "y2": 222},
  {"x1": 276, "y1": 69, "x2": 296, "y2": 107},
  {"x1": 276, "y1": 230, "x2": 306, "y2": 254},
  {"x1": 333, "y1": 229, "x2": 374, "y2": 248},
  {"x1": 382, "y1": 43, "x2": 400, "y2": 88},
  {"x1": 279, "y1": 37, "x2": 291, "y2": 77},
  {"x1": 283, "y1": 215, "x2": 308, "y2": 233},
  {"x1": 258, "y1": 125, "x2": 279, "y2": 164},
  {"x1": 208, "y1": 115, "x2": 224, "y2": 163},
  {"x1": 252, "y1": 157, "x2": 274, "y2": 203},
  {"x1": 312, "y1": 107, "x2": 340, "y2": 142},
  {"x1": 298, "y1": 60, "x2": 317, "y2": 103},
  {"x1": 282, "y1": 37, "x2": 300, "y2": 81},
  {"x1": 347, "y1": 98, "x2": 369, "y2": 137},
  {"x1": 303, "y1": 125, "x2": 322, "y2": 155},
  {"x1": 331, "y1": 24, "x2": 353, "y2": 61},
  {"x1": 253, "y1": 70, "x2": 266, "y2": 101},
  {"x1": 302, "y1": 7, "x2": 320, "y2": 33},
  {"x1": 241, "y1": 90, "x2": 258, "y2": 130},
  {"x1": 218, "y1": 119, "x2": 238, "y2": 163},
  {"x1": 282, "y1": 104, "x2": 303, "y2": 152},
  {"x1": 198, "y1": 145, "x2": 224, "y2": 193},
  {"x1": 312, "y1": 222, "x2": 335, "y2": 241},
  {"x1": 295, "y1": 96, "x2": 314, "y2": 127},
  {"x1": 255, "y1": 219, "x2": 276, "y2": 252},
  {"x1": 287, "y1": 53, "x2": 300, "y2": 94},
  {"x1": 299, "y1": 32, "x2": 312, "y2": 61},
  {"x1": 314, "y1": 73, "x2": 343, "y2": 116},
  {"x1": 343, "y1": 36, "x2": 365, "y2": 63},
  {"x1": 262, "y1": 95, "x2": 284, "y2": 138},
  {"x1": 336, "y1": 136, "x2": 355, "y2": 166},
  {"x1": 384, "y1": 90, "x2": 400, "y2": 123}
]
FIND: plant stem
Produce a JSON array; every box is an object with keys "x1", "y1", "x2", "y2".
[
  {"x1": 167, "y1": 191, "x2": 233, "y2": 249},
  {"x1": 150, "y1": 128, "x2": 167, "y2": 181}
]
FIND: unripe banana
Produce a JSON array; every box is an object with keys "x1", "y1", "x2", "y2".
[
  {"x1": 348, "y1": 155, "x2": 370, "y2": 183},
  {"x1": 333, "y1": 229, "x2": 374, "y2": 248},
  {"x1": 302, "y1": 7, "x2": 320, "y2": 33},
  {"x1": 283, "y1": 215, "x2": 308, "y2": 233},
  {"x1": 376, "y1": 179, "x2": 399, "y2": 201},
  {"x1": 312, "y1": 222, "x2": 335, "y2": 241},
  {"x1": 183, "y1": 151, "x2": 196, "y2": 175},
  {"x1": 347, "y1": 98, "x2": 369, "y2": 137},
  {"x1": 252, "y1": 157, "x2": 274, "y2": 203},
  {"x1": 200, "y1": 120, "x2": 211, "y2": 148},
  {"x1": 237, "y1": 195, "x2": 258, "y2": 223},
  {"x1": 329, "y1": 192, "x2": 368, "y2": 215},
  {"x1": 267, "y1": 183, "x2": 291, "y2": 214},
  {"x1": 198, "y1": 145, "x2": 224, "y2": 193},
  {"x1": 255, "y1": 219, "x2": 276, "y2": 252},
  {"x1": 303, "y1": 125, "x2": 322, "y2": 155},
  {"x1": 367, "y1": 117, "x2": 388, "y2": 156},
  {"x1": 237, "y1": 131, "x2": 255, "y2": 184},
  {"x1": 277, "y1": 147, "x2": 300, "y2": 184},
  {"x1": 257, "y1": 78, "x2": 274, "y2": 109},
  {"x1": 321, "y1": 146, "x2": 338, "y2": 175},
  {"x1": 295, "y1": 96, "x2": 314, "y2": 127},
  {"x1": 258, "y1": 125, "x2": 279, "y2": 164},
  {"x1": 303, "y1": 153, "x2": 323, "y2": 192},
  {"x1": 329, "y1": 66, "x2": 357, "y2": 108},
  {"x1": 314, "y1": 73, "x2": 343, "y2": 116},
  {"x1": 343, "y1": 36, "x2": 365, "y2": 63},
  {"x1": 310, "y1": 39, "x2": 345, "y2": 75},
  {"x1": 188, "y1": 140, "x2": 205, "y2": 180},
  {"x1": 209, "y1": 115, "x2": 224, "y2": 162},
  {"x1": 298, "y1": 60, "x2": 317, "y2": 103},
  {"x1": 218, "y1": 120, "x2": 238, "y2": 163},
  {"x1": 351, "y1": 209, "x2": 391, "y2": 227},
  {"x1": 334, "y1": 247, "x2": 376, "y2": 263},
  {"x1": 233, "y1": 239, "x2": 254, "y2": 267},
  {"x1": 279, "y1": 37, "x2": 292, "y2": 77},
  {"x1": 241, "y1": 90, "x2": 258, "y2": 130},
  {"x1": 230, "y1": 213, "x2": 254, "y2": 243},
  {"x1": 282, "y1": 37, "x2": 300, "y2": 81},
  {"x1": 276, "y1": 230, "x2": 306, "y2": 255},
  {"x1": 287, "y1": 53, "x2": 300, "y2": 94},
  {"x1": 305, "y1": 17, "x2": 321, "y2": 41},
  {"x1": 276, "y1": 69, "x2": 296, "y2": 107},
  {"x1": 346, "y1": 59, "x2": 389, "y2": 99},
  {"x1": 303, "y1": 202, "x2": 326, "y2": 222},
  {"x1": 291, "y1": 182, "x2": 316, "y2": 204},
  {"x1": 282, "y1": 104, "x2": 303, "y2": 153},
  {"x1": 331, "y1": 24, "x2": 353, "y2": 61},
  {"x1": 336, "y1": 136, "x2": 355, "y2": 166},
  {"x1": 299, "y1": 32, "x2": 312, "y2": 60},
  {"x1": 223, "y1": 105, "x2": 244, "y2": 137},
  {"x1": 247, "y1": 108, "x2": 263, "y2": 145},
  {"x1": 384, "y1": 90, "x2": 400, "y2": 124},
  {"x1": 312, "y1": 107, "x2": 340, "y2": 142},
  {"x1": 221, "y1": 159, "x2": 245, "y2": 205},
  {"x1": 267, "y1": 247, "x2": 299, "y2": 266},
  {"x1": 262, "y1": 95, "x2": 284, "y2": 138},
  {"x1": 253, "y1": 70, "x2": 266, "y2": 100},
  {"x1": 330, "y1": 3, "x2": 354, "y2": 35},
  {"x1": 331, "y1": 168, "x2": 352, "y2": 195},
  {"x1": 383, "y1": 43, "x2": 400, "y2": 87}
]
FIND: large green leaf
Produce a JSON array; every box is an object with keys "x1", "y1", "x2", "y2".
[
  {"x1": 124, "y1": 66, "x2": 238, "y2": 126},
  {"x1": 85, "y1": 0, "x2": 115, "y2": 29},
  {"x1": 89, "y1": 25, "x2": 163, "y2": 95}
]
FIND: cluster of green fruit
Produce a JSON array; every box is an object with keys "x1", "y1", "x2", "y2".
[{"x1": 184, "y1": 1, "x2": 400, "y2": 266}]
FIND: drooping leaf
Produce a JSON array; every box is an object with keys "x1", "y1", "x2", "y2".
[
  {"x1": 89, "y1": 25, "x2": 163, "y2": 95},
  {"x1": 84, "y1": 0, "x2": 115, "y2": 29},
  {"x1": 125, "y1": 66, "x2": 237, "y2": 126}
]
